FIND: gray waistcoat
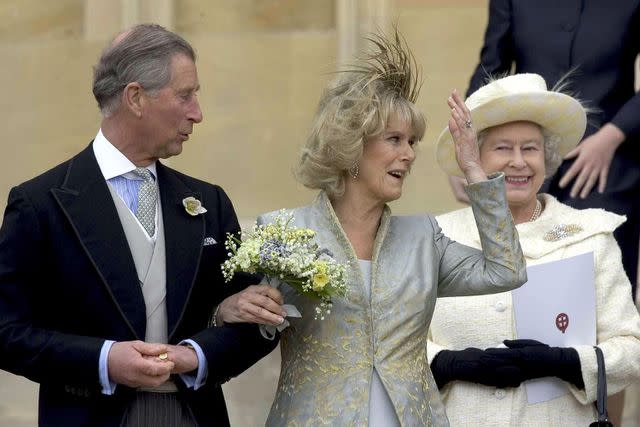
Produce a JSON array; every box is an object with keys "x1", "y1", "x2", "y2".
[
  {"x1": 107, "y1": 184, "x2": 168, "y2": 344},
  {"x1": 108, "y1": 185, "x2": 177, "y2": 392}
]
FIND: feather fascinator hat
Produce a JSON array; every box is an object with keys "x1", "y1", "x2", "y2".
[
  {"x1": 296, "y1": 29, "x2": 425, "y2": 197},
  {"x1": 436, "y1": 73, "x2": 587, "y2": 177}
]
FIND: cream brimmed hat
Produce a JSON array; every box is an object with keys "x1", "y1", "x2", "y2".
[{"x1": 436, "y1": 73, "x2": 587, "y2": 177}]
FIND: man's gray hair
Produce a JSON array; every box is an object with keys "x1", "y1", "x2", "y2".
[{"x1": 92, "y1": 24, "x2": 196, "y2": 117}]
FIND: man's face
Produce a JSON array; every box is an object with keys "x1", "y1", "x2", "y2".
[{"x1": 141, "y1": 53, "x2": 203, "y2": 160}]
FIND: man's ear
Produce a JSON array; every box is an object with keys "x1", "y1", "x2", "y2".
[{"x1": 122, "y1": 82, "x2": 144, "y2": 117}]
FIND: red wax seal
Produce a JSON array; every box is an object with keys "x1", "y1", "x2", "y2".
[{"x1": 555, "y1": 313, "x2": 569, "y2": 334}]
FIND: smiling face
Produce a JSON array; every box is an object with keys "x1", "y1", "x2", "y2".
[
  {"x1": 479, "y1": 121, "x2": 546, "y2": 211},
  {"x1": 139, "y1": 53, "x2": 203, "y2": 160},
  {"x1": 355, "y1": 113, "x2": 417, "y2": 204}
]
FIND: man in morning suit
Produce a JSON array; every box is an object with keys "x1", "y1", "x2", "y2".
[{"x1": 0, "y1": 24, "x2": 283, "y2": 427}]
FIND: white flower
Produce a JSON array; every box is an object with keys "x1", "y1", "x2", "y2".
[
  {"x1": 182, "y1": 196, "x2": 207, "y2": 216},
  {"x1": 220, "y1": 211, "x2": 348, "y2": 321}
]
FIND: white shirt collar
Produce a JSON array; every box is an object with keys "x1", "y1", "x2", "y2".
[{"x1": 92, "y1": 129, "x2": 157, "y2": 180}]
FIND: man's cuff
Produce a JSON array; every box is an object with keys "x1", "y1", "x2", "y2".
[
  {"x1": 178, "y1": 339, "x2": 208, "y2": 390},
  {"x1": 99, "y1": 340, "x2": 117, "y2": 395}
]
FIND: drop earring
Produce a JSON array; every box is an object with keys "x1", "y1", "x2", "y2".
[{"x1": 349, "y1": 163, "x2": 359, "y2": 179}]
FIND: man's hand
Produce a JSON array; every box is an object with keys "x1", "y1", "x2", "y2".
[
  {"x1": 162, "y1": 344, "x2": 199, "y2": 375},
  {"x1": 107, "y1": 341, "x2": 174, "y2": 388},
  {"x1": 559, "y1": 123, "x2": 625, "y2": 198},
  {"x1": 217, "y1": 284, "x2": 286, "y2": 326}
]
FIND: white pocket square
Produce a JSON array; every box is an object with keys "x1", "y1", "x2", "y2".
[{"x1": 203, "y1": 237, "x2": 217, "y2": 246}]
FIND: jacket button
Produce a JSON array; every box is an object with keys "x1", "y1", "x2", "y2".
[
  {"x1": 495, "y1": 389, "x2": 506, "y2": 399},
  {"x1": 495, "y1": 301, "x2": 507, "y2": 312}
]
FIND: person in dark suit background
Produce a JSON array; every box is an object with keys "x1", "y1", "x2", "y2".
[
  {"x1": 449, "y1": 0, "x2": 639, "y2": 300},
  {"x1": 0, "y1": 24, "x2": 285, "y2": 427}
]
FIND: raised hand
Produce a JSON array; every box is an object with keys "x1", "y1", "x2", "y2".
[
  {"x1": 107, "y1": 341, "x2": 174, "y2": 388},
  {"x1": 217, "y1": 284, "x2": 286, "y2": 326},
  {"x1": 447, "y1": 89, "x2": 487, "y2": 184}
]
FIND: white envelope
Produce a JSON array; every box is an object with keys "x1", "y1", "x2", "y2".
[{"x1": 511, "y1": 252, "x2": 596, "y2": 404}]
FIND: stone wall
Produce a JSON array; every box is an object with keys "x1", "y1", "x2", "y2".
[{"x1": 0, "y1": 0, "x2": 490, "y2": 223}]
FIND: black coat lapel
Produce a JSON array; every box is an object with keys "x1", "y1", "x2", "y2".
[
  {"x1": 51, "y1": 145, "x2": 145, "y2": 339},
  {"x1": 156, "y1": 163, "x2": 205, "y2": 340}
]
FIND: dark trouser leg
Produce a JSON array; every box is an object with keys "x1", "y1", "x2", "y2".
[{"x1": 122, "y1": 392, "x2": 197, "y2": 427}]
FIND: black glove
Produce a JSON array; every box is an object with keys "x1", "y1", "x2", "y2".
[
  {"x1": 431, "y1": 347, "x2": 526, "y2": 389},
  {"x1": 497, "y1": 339, "x2": 585, "y2": 389}
]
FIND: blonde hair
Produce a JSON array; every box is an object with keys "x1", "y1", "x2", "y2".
[{"x1": 296, "y1": 31, "x2": 426, "y2": 198}]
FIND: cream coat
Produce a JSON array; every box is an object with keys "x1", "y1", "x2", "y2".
[
  {"x1": 428, "y1": 194, "x2": 640, "y2": 427},
  {"x1": 260, "y1": 175, "x2": 527, "y2": 427}
]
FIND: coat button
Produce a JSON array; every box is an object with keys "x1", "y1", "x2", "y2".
[
  {"x1": 495, "y1": 389, "x2": 506, "y2": 399},
  {"x1": 495, "y1": 301, "x2": 507, "y2": 312}
]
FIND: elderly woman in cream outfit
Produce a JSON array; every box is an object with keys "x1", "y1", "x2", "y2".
[
  {"x1": 428, "y1": 73, "x2": 640, "y2": 426},
  {"x1": 243, "y1": 34, "x2": 527, "y2": 427}
]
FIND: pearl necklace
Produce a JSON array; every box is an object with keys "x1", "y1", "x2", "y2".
[{"x1": 529, "y1": 198, "x2": 542, "y2": 222}]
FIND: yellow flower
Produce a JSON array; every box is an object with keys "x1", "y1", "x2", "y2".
[
  {"x1": 300, "y1": 229, "x2": 315, "y2": 238},
  {"x1": 265, "y1": 224, "x2": 278, "y2": 235},
  {"x1": 312, "y1": 273, "x2": 329, "y2": 291},
  {"x1": 314, "y1": 260, "x2": 328, "y2": 275}
]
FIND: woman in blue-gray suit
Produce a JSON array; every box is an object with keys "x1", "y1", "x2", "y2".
[{"x1": 232, "y1": 32, "x2": 527, "y2": 427}]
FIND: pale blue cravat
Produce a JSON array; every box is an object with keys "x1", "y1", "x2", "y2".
[
  {"x1": 108, "y1": 175, "x2": 142, "y2": 213},
  {"x1": 108, "y1": 170, "x2": 156, "y2": 236}
]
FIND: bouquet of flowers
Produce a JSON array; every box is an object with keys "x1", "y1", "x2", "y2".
[{"x1": 221, "y1": 210, "x2": 348, "y2": 320}]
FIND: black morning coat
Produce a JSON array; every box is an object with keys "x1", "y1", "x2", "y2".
[{"x1": 0, "y1": 144, "x2": 277, "y2": 426}]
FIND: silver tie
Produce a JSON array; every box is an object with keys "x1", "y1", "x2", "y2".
[{"x1": 132, "y1": 167, "x2": 157, "y2": 237}]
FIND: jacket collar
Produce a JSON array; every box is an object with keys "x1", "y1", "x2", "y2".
[
  {"x1": 516, "y1": 194, "x2": 625, "y2": 259},
  {"x1": 51, "y1": 144, "x2": 146, "y2": 339},
  {"x1": 155, "y1": 162, "x2": 204, "y2": 341},
  {"x1": 446, "y1": 194, "x2": 626, "y2": 260},
  {"x1": 51, "y1": 144, "x2": 205, "y2": 341},
  {"x1": 312, "y1": 191, "x2": 392, "y2": 266}
]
